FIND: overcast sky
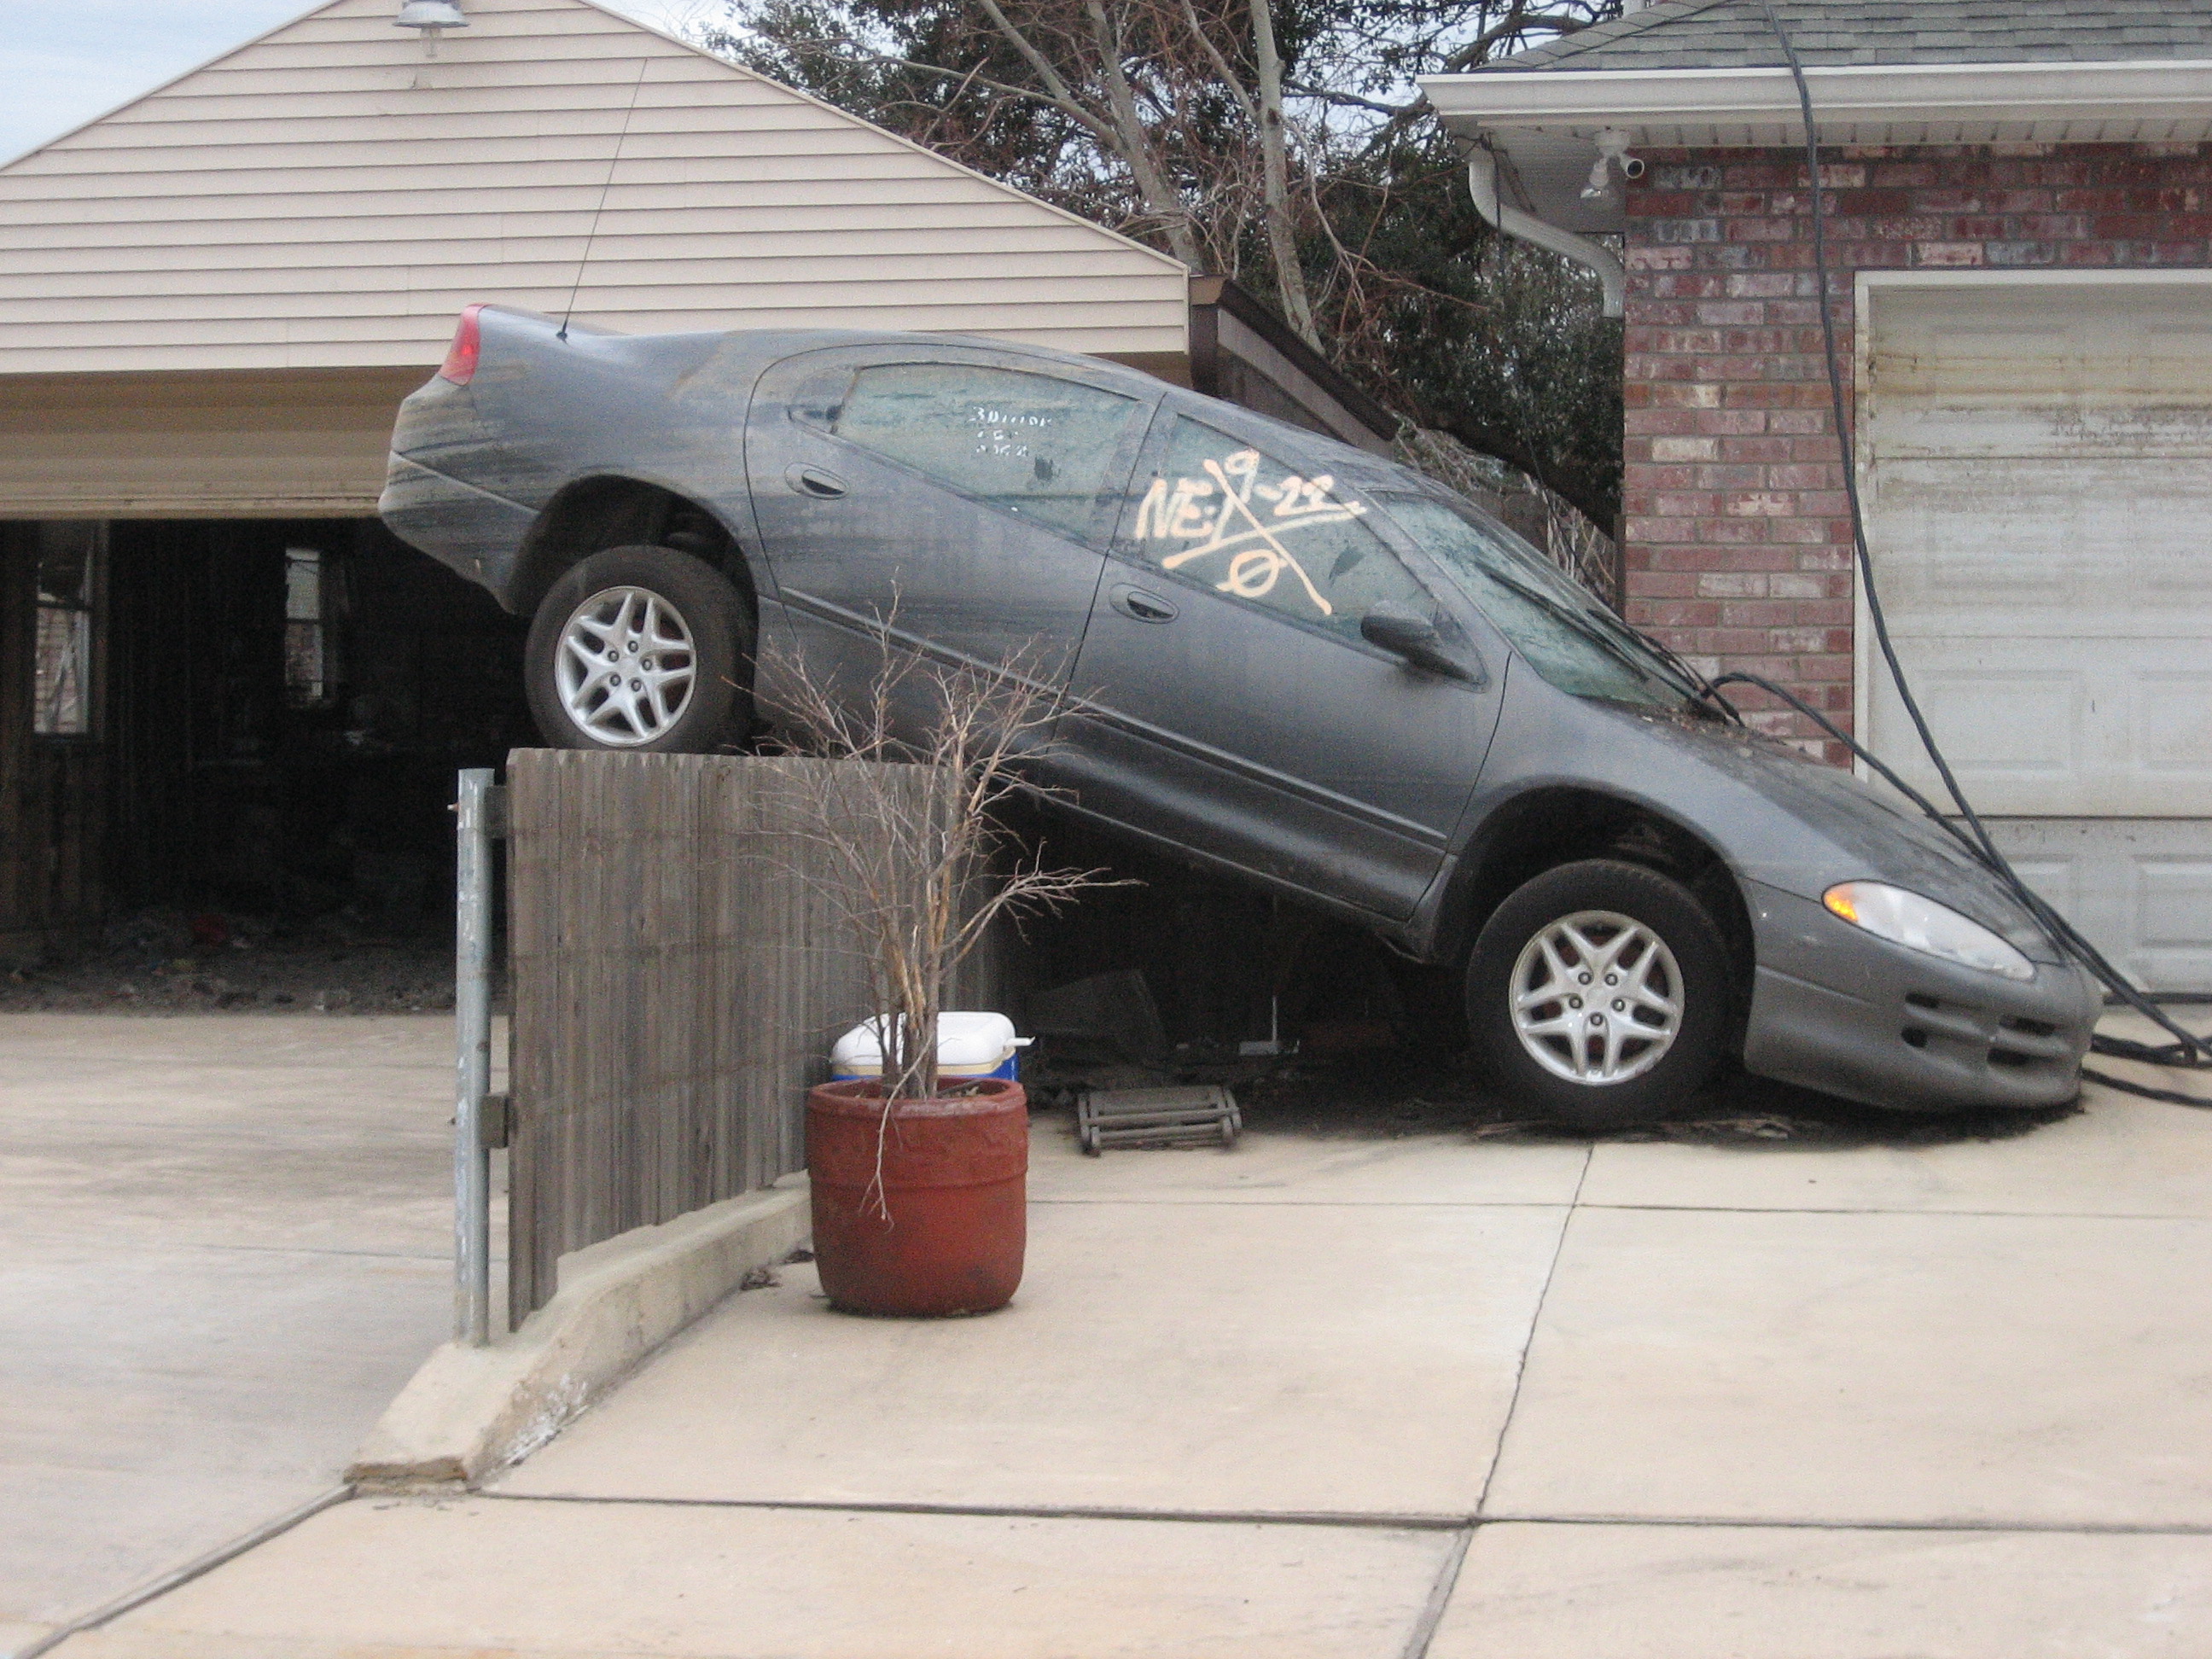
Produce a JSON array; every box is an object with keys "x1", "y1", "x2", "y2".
[{"x1": 1, "y1": 0, "x2": 702, "y2": 164}]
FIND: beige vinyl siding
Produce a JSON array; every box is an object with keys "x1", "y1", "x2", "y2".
[{"x1": 0, "y1": 0, "x2": 1189, "y2": 374}]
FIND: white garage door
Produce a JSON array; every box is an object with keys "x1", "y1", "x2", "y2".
[{"x1": 1863, "y1": 279, "x2": 2212, "y2": 989}]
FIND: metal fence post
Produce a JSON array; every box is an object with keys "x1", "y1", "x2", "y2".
[{"x1": 453, "y1": 768, "x2": 500, "y2": 1345}]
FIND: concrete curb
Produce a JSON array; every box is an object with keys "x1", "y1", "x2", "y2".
[{"x1": 347, "y1": 1176, "x2": 810, "y2": 1487}]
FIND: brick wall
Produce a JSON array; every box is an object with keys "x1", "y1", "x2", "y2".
[{"x1": 1620, "y1": 141, "x2": 2212, "y2": 760}]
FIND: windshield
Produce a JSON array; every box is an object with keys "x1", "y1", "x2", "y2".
[{"x1": 1377, "y1": 494, "x2": 1693, "y2": 709}]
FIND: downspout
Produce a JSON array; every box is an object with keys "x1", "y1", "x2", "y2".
[{"x1": 1465, "y1": 148, "x2": 1625, "y2": 319}]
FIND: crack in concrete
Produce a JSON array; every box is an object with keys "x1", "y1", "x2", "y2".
[
  {"x1": 1475, "y1": 1144, "x2": 1592, "y2": 1516},
  {"x1": 473, "y1": 1489, "x2": 1474, "y2": 1530},
  {"x1": 467, "y1": 1487, "x2": 2212, "y2": 1540}
]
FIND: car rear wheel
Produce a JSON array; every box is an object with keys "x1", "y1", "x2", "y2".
[
  {"x1": 1467, "y1": 859, "x2": 1731, "y2": 1131},
  {"x1": 524, "y1": 545, "x2": 753, "y2": 753}
]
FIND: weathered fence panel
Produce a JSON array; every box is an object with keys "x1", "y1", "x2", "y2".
[{"x1": 504, "y1": 748, "x2": 997, "y2": 1324}]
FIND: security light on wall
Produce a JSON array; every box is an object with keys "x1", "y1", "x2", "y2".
[
  {"x1": 1581, "y1": 129, "x2": 1644, "y2": 201},
  {"x1": 395, "y1": 0, "x2": 468, "y2": 55},
  {"x1": 395, "y1": 0, "x2": 469, "y2": 26}
]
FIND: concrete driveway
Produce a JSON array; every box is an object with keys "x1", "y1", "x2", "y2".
[
  {"x1": 0, "y1": 1014, "x2": 474, "y2": 1658},
  {"x1": 53, "y1": 1042, "x2": 2212, "y2": 1658}
]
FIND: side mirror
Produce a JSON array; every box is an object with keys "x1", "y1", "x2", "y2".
[{"x1": 1360, "y1": 605, "x2": 1483, "y2": 684}]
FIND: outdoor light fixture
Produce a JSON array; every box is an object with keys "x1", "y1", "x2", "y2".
[
  {"x1": 1580, "y1": 128, "x2": 1644, "y2": 200},
  {"x1": 395, "y1": 0, "x2": 469, "y2": 26},
  {"x1": 395, "y1": 0, "x2": 468, "y2": 54}
]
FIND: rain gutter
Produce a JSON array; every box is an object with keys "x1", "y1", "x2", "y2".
[{"x1": 1464, "y1": 146, "x2": 1626, "y2": 319}]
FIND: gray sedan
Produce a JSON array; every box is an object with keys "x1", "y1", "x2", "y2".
[{"x1": 382, "y1": 306, "x2": 2098, "y2": 1126}]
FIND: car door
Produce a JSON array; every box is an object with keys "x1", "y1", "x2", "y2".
[
  {"x1": 743, "y1": 345, "x2": 1156, "y2": 730},
  {"x1": 1058, "y1": 406, "x2": 1505, "y2": 921}
]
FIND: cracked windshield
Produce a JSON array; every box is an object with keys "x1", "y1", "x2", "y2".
[{"x1": 1377, "y1": 494, "x2": 1692, "y2": 709}]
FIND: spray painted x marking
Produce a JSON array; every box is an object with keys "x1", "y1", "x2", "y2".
[{"x1": 1144, "y1": 450, "x2": 1368, "y2": 618}]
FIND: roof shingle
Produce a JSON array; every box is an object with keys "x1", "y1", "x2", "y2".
[{"x1": 1485, "y1": 0, "x2": 2212, "y2": 72}]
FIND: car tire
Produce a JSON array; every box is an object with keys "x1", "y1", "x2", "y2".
[
  {"x1": 1467, "y1": 859, "x2": 1732, "y2": 1132},
  {"x1": 524, "y1": 545, "x2": 754, "y2": 754}
]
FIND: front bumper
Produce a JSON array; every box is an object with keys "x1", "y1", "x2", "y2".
[{"x1": 1741, "y1": 880, "x2": 2098, "y2": 1113}]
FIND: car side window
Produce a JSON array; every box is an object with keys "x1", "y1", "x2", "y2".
[
  {"x1": 829, "y1": 363, "x2": 1144, "y2": 539},
  {"x1": 1129, "y1": 416, "x2": 1432, "y2": 642}
]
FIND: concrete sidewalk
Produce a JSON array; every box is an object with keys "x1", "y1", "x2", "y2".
[
  {"x1": 0, "y1": 1014, "x2": 485, "y2": 1658},
  {"x1": 51, "y1": 1061, "x2": 2212, "y2": 1657}
]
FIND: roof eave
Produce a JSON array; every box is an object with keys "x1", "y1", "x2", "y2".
[{"x1": 1421, "y1": 59, "x2": 2212, "y2": 230}]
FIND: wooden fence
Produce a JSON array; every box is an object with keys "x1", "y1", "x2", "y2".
[{"x1": 504, "y1": 748, "x2": 999, "y2": 1324}]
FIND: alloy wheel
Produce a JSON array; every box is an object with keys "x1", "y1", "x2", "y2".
[
  {"x1": 554, "y1": 585, "x2": 696, "y2": 746},
  {"x1": 1509, "y1": 909, "x2": 1683, "y2": 1086}
]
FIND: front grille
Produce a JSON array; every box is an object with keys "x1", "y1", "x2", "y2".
[{"x1": 1895, "y1": 991, "x2": 2076, "y2": 1074}]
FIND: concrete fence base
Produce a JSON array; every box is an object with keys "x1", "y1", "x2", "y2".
[{"x1": 350, "y1": 1176, "x2": 810, "y2": 1487}]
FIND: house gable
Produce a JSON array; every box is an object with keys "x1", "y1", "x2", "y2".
[{"x1": 0, "y1": 0, "x2": 1190, "y2": 374}]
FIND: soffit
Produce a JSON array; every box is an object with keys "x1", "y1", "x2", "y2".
[{"x1": 1423, "y1": 60, "x2": 2212, "y2": 231}]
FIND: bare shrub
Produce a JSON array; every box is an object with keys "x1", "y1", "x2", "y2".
[{"x1": 762, "y1": 628, "x2": 1123, "y2": 1103}]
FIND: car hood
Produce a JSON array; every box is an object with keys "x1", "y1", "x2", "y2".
[{"x1": 1576, "y1": 701, "x2": 2063, "y2": 962}]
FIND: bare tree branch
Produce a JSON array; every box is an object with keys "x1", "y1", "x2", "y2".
[
  {"x1": 1081, "y1": 0, "x2": 1202, "y2": 265},
  {"x1": 758, "y1": 620, "x2": 1131, "y2": 1119},
  {"x1": 1249, "y1": 0, "x2": 1319, "y2": 346},
  {"x1": 1175, "y1": 0, "x2": 1254, "y2": 125},
  {"x1": 976, "y1": 0, "x2": 1088, "y2": 109},
  {"x1": 875, "y1": 53, "x2": 1123, "y2": 140},
  {"x1": 1285, "y1": 82, "x2": 1412, "y2": 116}
]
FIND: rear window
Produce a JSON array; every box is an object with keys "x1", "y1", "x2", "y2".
[{"x1": 832, "y1": 363, "x2": 1144, "y2": 539}]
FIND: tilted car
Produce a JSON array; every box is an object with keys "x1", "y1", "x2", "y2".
[{"x1": 381, "y1": 305, "x2": 2098, "y2": 1127}]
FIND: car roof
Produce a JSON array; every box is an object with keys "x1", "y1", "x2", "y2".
[{"x1": 487, "y1": 306, "x2": 1447, "y2": 502}]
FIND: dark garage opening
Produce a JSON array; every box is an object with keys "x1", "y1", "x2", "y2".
[
  {"x1": 1, "y1": 515, "x2": 535, "y2": 1003},
  {"x1": 102, "y1": 517, "x2": 535, "y2": 927}
]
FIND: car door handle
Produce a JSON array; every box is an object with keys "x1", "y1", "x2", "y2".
[
  {"x1": 1109, "y1": 584, "x2": 1178, "y2": 624},
  {"x1": 786, "y1": 464, "x2": 848, "y2": 498}
]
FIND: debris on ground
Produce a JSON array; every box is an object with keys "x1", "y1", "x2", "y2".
[
  {"x1": 0, "y1": 907, "x2": 481, "y2": 1016},
  {"x1": 1026, "y1": 1037, "x2": 2080, "y2": 1150},
  {"x1": 6, "y1": 910, "x2": 2082, "y2": 1150}
]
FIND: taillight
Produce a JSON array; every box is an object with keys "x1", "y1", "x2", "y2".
[{"x1": 438, "y1": 304, "x2": 483, "y2": 384}]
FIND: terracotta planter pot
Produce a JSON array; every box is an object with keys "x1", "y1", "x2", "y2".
[{"x1": 805, "y1": 1076, "x2": 1027, "y2": 1317}]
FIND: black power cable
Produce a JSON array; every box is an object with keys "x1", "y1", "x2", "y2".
[{"x1": 1718, "y1": 2, "x2": 2212, "y2": 1103}]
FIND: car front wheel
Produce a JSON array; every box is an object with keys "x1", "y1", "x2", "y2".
[
  {"x1": 524, "y1": 545, "x2": 753, "y2": 753},
  {"x1": 1467, "y1": 859, "x2": 1732, "y2": 1131}
]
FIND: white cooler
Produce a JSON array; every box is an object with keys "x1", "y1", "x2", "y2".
[{"x1": 830, "y1": 1011, "x2": 1030, "y2": 1084}]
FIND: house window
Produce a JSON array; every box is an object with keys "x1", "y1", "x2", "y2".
[
  {"x1": 33, "y1": 522, "x2": 103, "y2": 737},
  {"x1": 283, "y1": 545, "x2": 339, "y2": 708}
]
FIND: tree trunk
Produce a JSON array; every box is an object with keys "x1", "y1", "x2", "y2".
[
  {"x1": 1085, "y1": 0, "x2": 1202, "y2": 267},
  {"x1": 1249, "y1": 0, "x2": 1319, "y2": 350}
]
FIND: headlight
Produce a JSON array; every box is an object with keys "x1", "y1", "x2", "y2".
[{"x1": 1822, "y1": 881, "x2": 2036, "y2": 981}]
